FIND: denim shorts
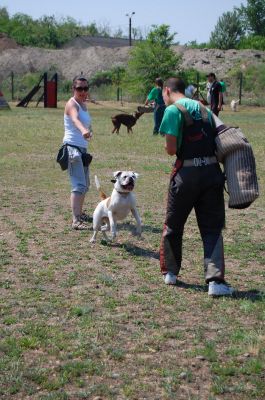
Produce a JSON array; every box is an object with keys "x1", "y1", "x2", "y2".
[{"x1": 67, "y1": 146, "x2": 90, "y2": 194}]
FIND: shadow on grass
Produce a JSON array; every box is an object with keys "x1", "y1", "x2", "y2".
[
  {"x1": 104, "y1": 241, "x2": 160, "y2": 260},
  {"x1": 175, "y1": 280, "x2": 207, "y2": 292},
  {"x1": 163, "y1": 282, "x2": 264, "y2": 301},
  {"x1": 118, "y1": 222, "x2": 162, "y2": 234},
  {"x1": 120, "y1": 243, "x2": 159, "y2": 260},
  {"x1": 233, "y1": 289, "x2": 264, "y2": 302}
]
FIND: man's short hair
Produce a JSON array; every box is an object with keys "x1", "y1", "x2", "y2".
[
  {"x1": 206, "y1": 72, "x2": 216, "y2": 79},
  {"x1": 155, "y1": 77, "x2": 163, "y2": 88},
  {"x1": 163, "y1": 77, "x2": 185, "y2": 94}
]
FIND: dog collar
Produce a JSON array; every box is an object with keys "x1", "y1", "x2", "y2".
[{"x1": 115, "y1": 189, "x2": 130, "y2": 196}]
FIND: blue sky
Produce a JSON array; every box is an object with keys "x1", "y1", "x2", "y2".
[{"x1": 2, "y1": 0, "x2": 246, "y2": 44}]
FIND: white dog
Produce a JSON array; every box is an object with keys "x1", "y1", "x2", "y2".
[
  {"x1": 90, "y1": 171, "x2": 142, "y2": 243},
  {"x1": 230, "y1": 99, "x2": 239, "y2": 112}
]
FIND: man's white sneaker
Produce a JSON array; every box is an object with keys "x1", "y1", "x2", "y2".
[
  {"x1": 164, "y1": 272, "x2": 177, "y2": 285},
  {"x1": 208, "y1": 281, "x2": 235, "y2": 296}
]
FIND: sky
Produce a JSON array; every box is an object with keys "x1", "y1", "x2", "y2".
[{"x1": 2, "y1": 0, "x2": 246, "y2": 44}]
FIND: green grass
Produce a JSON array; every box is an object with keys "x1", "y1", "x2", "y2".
[{"x1": 0, "y1": 102, "x2": 264, "y2": 399}]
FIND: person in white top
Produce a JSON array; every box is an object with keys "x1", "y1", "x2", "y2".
[{"x1": 63, "y1": 75, "x2": 93, "y2": 230}]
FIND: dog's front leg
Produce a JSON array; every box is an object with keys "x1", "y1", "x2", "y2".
[
  {"x1": 108, "y1": 211, "x2": 117, "y2": 240},
  {"x1": 90, "y1": 230, "x2": 98, "y2": 243},
  {"x1": 131, "y1": 208, "x2": 142, "y2": 236}
]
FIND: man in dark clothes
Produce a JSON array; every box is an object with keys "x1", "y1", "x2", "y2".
[
  {"x1": 207, "y1": 73, "x2": 222, "y2": 116},
  {"x1": 159, "y1": 77, "x2": 234, "y2": 296}
]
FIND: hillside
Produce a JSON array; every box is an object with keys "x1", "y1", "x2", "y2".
[{"x1": 0, "y1": 35, "x2": 265, "y2": 81}]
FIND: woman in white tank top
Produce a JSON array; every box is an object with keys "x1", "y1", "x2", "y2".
[{"x1": 63, "y1": 75, "x2": 93, "y2": 230}]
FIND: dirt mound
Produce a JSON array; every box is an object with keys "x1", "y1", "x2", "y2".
[
  {"x1": 173, "y1": 45, "x2": 265, "y2": 77},
  {"x1": 0, "y1": 45, "x2": 130, "y2": 81},
  {"x1": 0, "y1": 33, "x2": 19, "y2": 53},
  {"x1": 0, "y1": 42, "x2": 265, "y2": 82}
]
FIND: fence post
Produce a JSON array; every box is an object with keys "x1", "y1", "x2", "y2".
[
  {"x1": 196, "y1": 72, "x2": 200, "y2": 99},
  {"x1": 239, "y1": 72, "x2": 243, "y2": 105},
  {"x1": 11, "y1": 71, "x2": 14, "y2": 100}
]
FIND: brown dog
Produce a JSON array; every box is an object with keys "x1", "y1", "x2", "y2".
[{"x1": 111, "y1": 111, "x2": 143, "y2": 134}]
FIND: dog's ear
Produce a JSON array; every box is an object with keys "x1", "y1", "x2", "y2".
[
  {"x1": 113, "y1": 171, "x2": 122, "y2": 179},
  {"x1": 132, "y1": 172, "x2": 139, "y2": 179}
]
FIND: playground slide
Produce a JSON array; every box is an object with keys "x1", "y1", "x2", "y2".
[{"x1": 17, "y1": 85, "x2": 42, "y2": 107}]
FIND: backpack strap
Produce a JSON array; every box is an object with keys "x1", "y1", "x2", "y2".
[
  {"x1": 174, "y1": 103, "x2": 194, "y2": 126},
  {"x1": 198, "y1": 102, "x2": 210, "y2": 123},
  {"x1": 175, "y1": 102, "x2": 209, "y2": 126}
]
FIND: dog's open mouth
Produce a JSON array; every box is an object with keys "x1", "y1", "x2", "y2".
[{"x1": 121, "y1": 183, "x2": 134, "y2": 191}]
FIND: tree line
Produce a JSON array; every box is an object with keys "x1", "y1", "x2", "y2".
[
  {"x1": 1, "y1": 1, "x2": 265, "y2": 50},
  {"x1": 199, "y1": 0, "x2": 265, "y2": 50},
  {"x1": 0, "y1": 7, "x2": 144, "y2": 49}
]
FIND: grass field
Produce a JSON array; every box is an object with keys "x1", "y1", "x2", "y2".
[{"x1": 0, "y1": 102, "x2": 264, "y2": 400}]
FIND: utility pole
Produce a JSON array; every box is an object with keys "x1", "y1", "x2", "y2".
[
  {"x1": 126, "y1": 12, "x2": 135, "y2": 46},
  {"x1": 239, "y1": 72, "x2": 243, "y2": 105},
  {"x1": 11, "y1": 71, "x2": 14, "y2": 101}
]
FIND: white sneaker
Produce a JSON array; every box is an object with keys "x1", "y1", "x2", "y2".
[
  {"x1": 164, "y1": 272, "x2": 177, "y2": 285},
  {"x1": 208, "y1": 281, "x2": 235, "y2": 296}
]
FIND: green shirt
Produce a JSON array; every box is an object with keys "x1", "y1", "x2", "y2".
[
  {"x1": 147, "y1": 87, "x2": 164, "y2": 105},
  {"x1": 159, "y1": 98, "x2": 213, "y2": 148},
  {"x1": 220, "y1": 81, "x2": 226, "y2": 93}
]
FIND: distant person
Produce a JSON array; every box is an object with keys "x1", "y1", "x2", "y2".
[
  {"x1": 185, "y1": 84, "x2": 196, "y2": 99},
  {"x1": 159, "y1": 76, "x2": 234, "y2": 297},
  {"x1": 219, "y1": 79, "x2": 227, "y2": 106},
  {"x1": 63, "y1": 75, "x2": 93, "y2": 230},
  {"x1": 206, "y1": 81, "x2": 212, "y2": 105},
  {"x1": 145, "y1": 78, "x2": 166, "y2": 135},
  {"x1": 207, "y1": 72, "x2": 222, "y2": 116}
]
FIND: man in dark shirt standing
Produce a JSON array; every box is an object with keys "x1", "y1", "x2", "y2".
[{"x1": 207, "y1": 73, "x2": 222, "y2": 116}]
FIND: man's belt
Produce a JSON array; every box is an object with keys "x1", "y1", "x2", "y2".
[{"x1": 182, "y1": 156, "x2": 218, "y2": 167}]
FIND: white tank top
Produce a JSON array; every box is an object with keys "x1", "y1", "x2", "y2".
[{"x1": 63, "y1": 97, "x2": 91, "y2": 148}]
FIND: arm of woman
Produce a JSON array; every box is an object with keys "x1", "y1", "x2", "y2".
[{"x1": 67, "y1": 102, "x2": 91, "y2": 139}]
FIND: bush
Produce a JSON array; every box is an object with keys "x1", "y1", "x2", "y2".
[{"x1": 237, "y1": 35, "x2": 265, "y2": 50}]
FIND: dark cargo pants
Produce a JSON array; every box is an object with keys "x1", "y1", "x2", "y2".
[
  {"x1": 153, "y1": 104, "x2": 166, "y2": 134},
  {"x1": 160, "y1": 163, "x2": 226, "y2": 283}
]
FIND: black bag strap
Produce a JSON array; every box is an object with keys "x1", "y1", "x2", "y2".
[
  {"x1": 174, "y1": 103, "x2": 194, "y2": 126},
  {"x1": 198, "y1": 103, "x2": 209, "y2": 123},
  {"x1": 175, "y1": 102, "x2": 209, "y2": 126}
]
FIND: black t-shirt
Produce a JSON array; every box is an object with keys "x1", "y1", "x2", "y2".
[{"x1": 210, "y1": 81, "x2": 221, "y2": 108}]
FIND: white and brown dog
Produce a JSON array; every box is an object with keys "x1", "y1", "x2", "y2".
[
  {"x1": 230, "y1": 99, "x2": 240, "y2": 112},
  {"x1": 90, "y1": 171, "x2": 142, "y2": 243}
]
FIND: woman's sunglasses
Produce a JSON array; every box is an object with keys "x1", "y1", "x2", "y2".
[{"x1": 75, "y1": 86, "x2": 89, "y2": 92}]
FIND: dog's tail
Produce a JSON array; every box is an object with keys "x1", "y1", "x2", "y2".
[{"x1": 95, "y1": 176, "x2": 107, "y2": 200}]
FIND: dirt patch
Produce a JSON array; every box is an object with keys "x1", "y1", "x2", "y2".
[{"x1": 0, "y1": 33, "x2": 20, "y2": 53}]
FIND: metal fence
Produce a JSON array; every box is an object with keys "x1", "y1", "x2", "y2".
[{"x1": 1, "y1": 71, "x2": 264, "y2": 107}]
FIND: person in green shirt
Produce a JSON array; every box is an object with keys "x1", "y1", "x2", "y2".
[
  {"x1": 219, "y1": 79, "x2": 227, "y2": 106},
  {"x1": 159, "y1": 76, "x2": 234, "y2": 297},
  {"x1": 145, "y1": 77, "x2": 166, "y2": 134}
]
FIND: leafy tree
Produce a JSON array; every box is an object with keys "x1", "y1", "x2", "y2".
[
  {"x1": 0, "y1": 7, "x2": 9, "y2": 32},
  {"x1": 56, "y1": 17, "x2": 83, "y2": 45},
  {"x1": 126, "y1": 24, "x2": 181, "y2": 96},
  {"x1": 237, "y1": 0, "x2": 265, "y2": 36},
  {"x1": 237, "y1": 34, "x2": 265, "y2": 50},
  {"x1": 9, "y1": 13, "x2": 37, "y2": 46},
  {"x1": 132, "y1": 27, "x2": 143, "y2": 40},
  {"x1": 83, "y1": 22, "x2": 100, "y2": 36},
  {"x1": 210, "y1": 10, "x2": 245, "y2": 49}
]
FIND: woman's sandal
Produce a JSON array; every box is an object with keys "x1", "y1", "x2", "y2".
[
  {"x1": 80, "y1": 213, "x2": 91, "y2": 222},
  {"x1": 72, "y1": 221, "x2": 89, "y2": 230}
]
